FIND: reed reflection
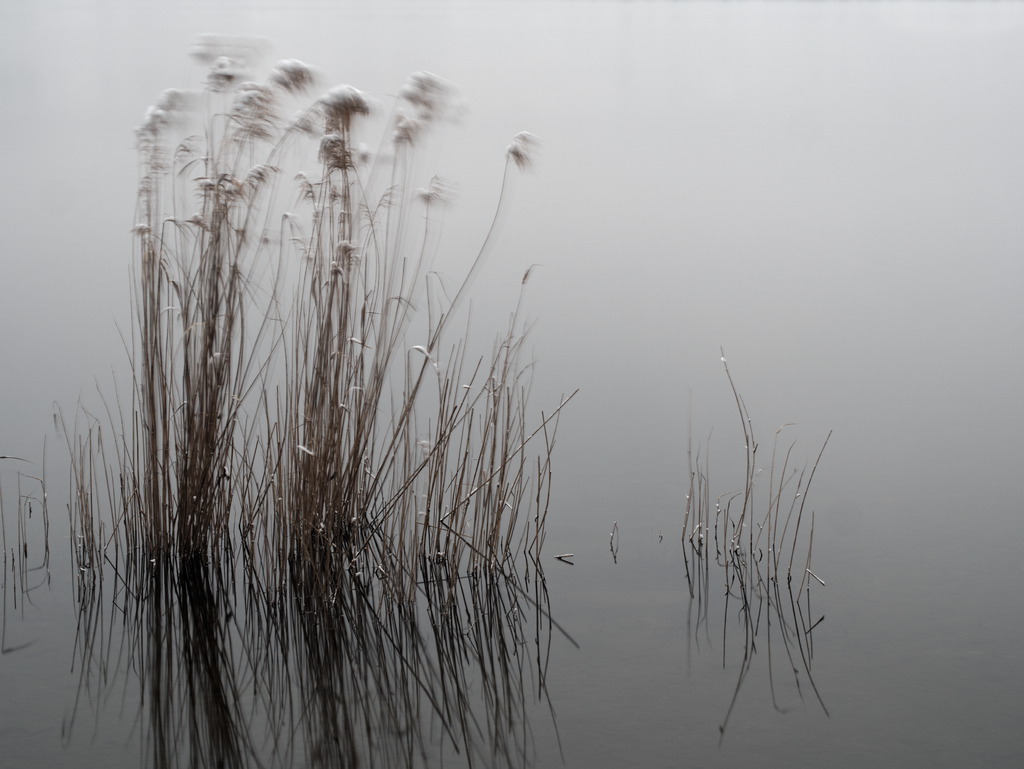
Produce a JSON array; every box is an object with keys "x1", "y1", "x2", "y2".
[
  {"x1": 68, "y1": 553, "x2": 560, "y2": 768},
  {"x1": 1, "y1": 466, "x2": 50, "y2": 654}
]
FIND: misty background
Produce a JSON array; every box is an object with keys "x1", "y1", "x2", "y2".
[{"x1": 1, "y1": 2, "x2": 1022, "y2": 767}]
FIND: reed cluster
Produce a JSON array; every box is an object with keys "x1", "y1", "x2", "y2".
[
  {"x1": 681, "y1": 354, "x2": 830, "y2": 739},
  {"x1": 65, "y1": 40, "x2": 573, "y2": 597},
  {"x1": 682, "y1": 353, "x2": 830, "y2": 593}
]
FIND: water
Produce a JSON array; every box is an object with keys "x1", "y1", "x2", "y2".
[{"x1": 2, "y1": 1, "x2": 1023, "y2": 767}]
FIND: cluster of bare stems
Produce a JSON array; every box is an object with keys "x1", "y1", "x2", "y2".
[
  {"x1": 681, "y1": 354, "x2": 830, "y2": 740},
  {"x1": 682, "y1": 353, "x2": 830, "y2": 593},
  {"x1": 64, "y1": 43, "x2": 574, "y2": 605}
]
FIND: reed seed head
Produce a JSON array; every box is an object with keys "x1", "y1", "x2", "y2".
[
  {"x1": 245, "y1": 163, "x2": 279, "y2": 192},
  {"x1": 318, "y1": 132, "x2": 349, "y2": 170},
  {"x1": 232, "y1": 82, "x2": 278, "y2": 141},
  {"x1": 393, "y1": 71, "x2": 458, "y2": 147},
  {"x1": 286, "y1": 109, "x2": 320, "y2": 137},
  {"x1": 207, "y1": 56, "x2": 247, "y2": 93},
  {"x1": 335, "y1": 240, "x2": 357, "y2": 261},
  {"x1": 417, "y1": 175, "x2": 453, "y2": 206},
  {"x1": 156, "y1": 88, "x2": 193, "y2": 114},
  {"x1": 319, "y1": 84, "x2": 370, "y2": 133},
  {"x1": 506, "y1": 131, "x2": 539, "y2": 171},
  {"x1": 138, "y1": 106, "x2": 169, "y2": 136},
  {"x1": 393, "y1": 114, "x2": 423, "y2": 146},
  {"x1": 137, "y1": 89, "x2": 194, "y2": 141},
  {"x1": 400, "y1": 71, "x2": 455, "y2": 120},
  {"x1": 269, "y1": 59, "x2": 315, "y2": 95}
]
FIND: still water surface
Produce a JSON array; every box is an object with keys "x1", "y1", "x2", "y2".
[{"x1": 2, "y1": 1, "x2": 1023, "y2": 767}]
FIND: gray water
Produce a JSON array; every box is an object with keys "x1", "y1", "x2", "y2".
[{"x1": 2, "y1": 1, "x2": 1023, "y2": 767}]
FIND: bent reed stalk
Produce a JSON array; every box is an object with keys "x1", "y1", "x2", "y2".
[{"x1": 66, "y1": 42, "x2": 573, "y2": 596}]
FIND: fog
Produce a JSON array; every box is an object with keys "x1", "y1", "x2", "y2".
[{"x1": 1, "y1": 2, "x2": 1023, "y2": 766}]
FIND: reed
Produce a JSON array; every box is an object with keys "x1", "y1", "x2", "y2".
[
  {"x1": 682, "y1": 352, "x2": 830, "y2": 590},
  {"x1": 681, "y1": 354, "x2": 831, "y2": 739},
  {"x1": 65, "y1": 40, "x2": 573, "y2": 592}
]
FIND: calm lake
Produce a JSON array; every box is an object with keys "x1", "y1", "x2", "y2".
[{"x1": 2, "y1": 1, "x2": 1023, "y2": 767}]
